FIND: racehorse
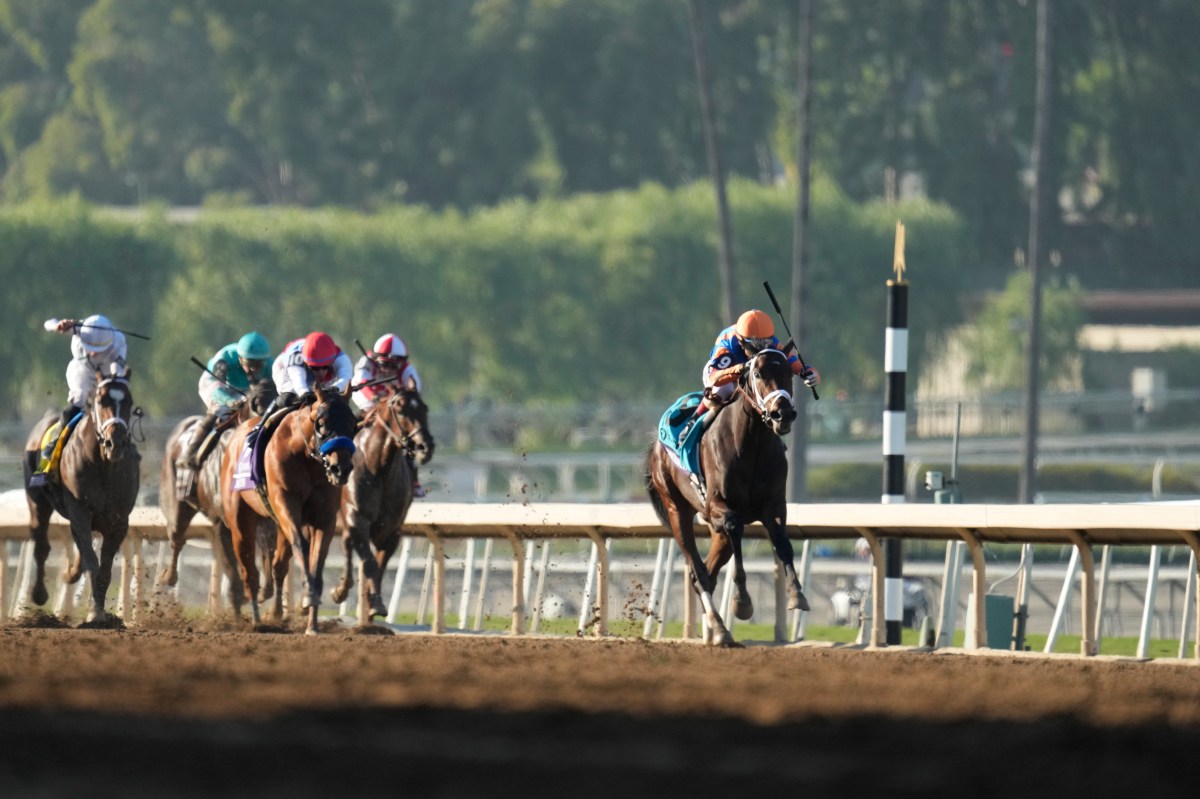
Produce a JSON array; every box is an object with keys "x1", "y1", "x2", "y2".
[
  {"x1": 22, "y1": 373, "x2": 141, "y2": 625},
  {"x1": 221, "y1": 384, "x2": 359, "y2": 633},
  {"x1": 644, "y1": 349, "x2": 808, "y2": 646},
  {"x1": 158, "y1": 379, "x2": 277, "y2": 610},
  {"x1": 331, "y1": 386, "x2": 435, "y2": 618}
]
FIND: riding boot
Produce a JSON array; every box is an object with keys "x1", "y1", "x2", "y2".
[
  {"x1": 182, "y1": 412, "x2": 218, "y2": 468},
  {"x1": 676, "y1": 400, "x2": 709, "y2": 448},
  {"x1": 40, "y1": 405, "x2": 79, "y2": 463},
  {"x1": 407, "y1": 454, "x2": 427, "y2": 498}
]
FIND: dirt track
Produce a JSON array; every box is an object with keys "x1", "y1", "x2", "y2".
[{"x1": 1, "y1": 624, "x2": 1198, "y2": 797}]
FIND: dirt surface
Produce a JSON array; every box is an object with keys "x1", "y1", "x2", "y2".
[{"x1": 1, "y1": 624, "x2": 1198, "y2": 798}]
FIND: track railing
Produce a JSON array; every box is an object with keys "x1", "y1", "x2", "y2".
[{"x1": 2, "y1": 503, "x2": 1198, "y2": 658}]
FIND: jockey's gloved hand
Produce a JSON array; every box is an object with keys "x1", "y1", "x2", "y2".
[
  {"x1": 275, "y1": 392, "x2": 297, "y2": 410},
  {"x1": 799, "y1": 367, "x2": 820, "y2": 388}
]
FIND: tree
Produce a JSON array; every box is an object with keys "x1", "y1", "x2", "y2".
[{"x1": 964, "y1": 270, "x2": 1084, "y2": 392}]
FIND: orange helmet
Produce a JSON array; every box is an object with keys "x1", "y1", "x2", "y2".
[
  {"x1": 735, "y1": 309, "x2": 774, "y2": 351},
  {"x1": 302, "y1": 331, "x2": 339, "y2": 367}
]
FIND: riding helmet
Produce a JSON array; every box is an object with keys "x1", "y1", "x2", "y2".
[
  {"x1": 371, "y1": 333, "x2": 408, "y2": 363},
  {"x1": 302, "y1": 331, "x2": 339, "y2": 367},
  {"x1": 237, "y1": 331, "x2": 271, "y2": 360},
  {"x1": 78, "y1": 314, "x2": 114, "y2": 353}
]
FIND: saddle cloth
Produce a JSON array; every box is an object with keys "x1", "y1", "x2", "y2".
[
  {"x1": 34, "y1": 411, "x2": 83, "y2": 479},
  {"x1": 656, "y1": 391, "x2": 705, "y2": 475},
  {"x1": 231, "y1": 405, "x2": 291, "y2": 491}
]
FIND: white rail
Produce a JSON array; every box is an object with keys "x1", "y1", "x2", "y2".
[{"x1": 2, "y1": 502, "x2": 1198, "y2": 657}]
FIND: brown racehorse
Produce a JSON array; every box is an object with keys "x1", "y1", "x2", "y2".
[
  {"x1": 221, "y1": 384, "x2": 358, "y2": 633},
  {"x1": 644, "y1": 349, "x2": 808, "y2": 646},
  {"x1": 158, "y1": 379, "x2": 277, "y2": 610},
  {"x1": 331, "y1": 386, "x2": 435, "y2": 617},
  {"x1": 22, "y1": 373, "x2": 141, "y2": 625}
]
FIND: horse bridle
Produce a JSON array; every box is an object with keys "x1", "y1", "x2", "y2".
[
  {"x1": 93, "y1": 377, "x2": 133, "y2": 437},
  {"x1": 304, "y1": 395, "x2": 357, "y2": 464},
  {"x1": 736, "y1": 350, "x2": 795, "y2": 427},
  {"x1": 375, "y1": 390, "x2": 425, "y2": 457}
]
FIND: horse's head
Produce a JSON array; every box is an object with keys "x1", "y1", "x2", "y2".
[
  {"x1": 381, "y1": 387, "x2": 435, "y2": 465},
  {"x1": 92, "y1": 374, "x2": 136, "y2": 462},
  {"x1": 307, "y1": 384, "x2": 358, "y2": 485},
  {"x1": 739, "y1": 349, "x2": 797, "y2": 436},
  {"x1": 244, "y1": 378, "x2": 278, "y2": 419}
]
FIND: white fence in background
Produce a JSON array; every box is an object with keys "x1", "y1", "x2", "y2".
[{"x1": 1, "y1": 503, "x2": 1198, "y2": 659}]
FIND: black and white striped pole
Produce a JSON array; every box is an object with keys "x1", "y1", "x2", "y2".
[{"x1": 883, "y1": 220, "x2": 908, "y2": 646}]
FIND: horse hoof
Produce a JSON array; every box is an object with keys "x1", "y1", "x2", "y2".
[
  {"x1": 31, "y1": 584, "x2": 49, "y2": 606},
  {"x1": 716, "y1": 630, "x2": 737, "y2": 647},
  {"x1": 788, "y1": 589, "x2": 811, "y2": 612},
  {"x1": 734, "y1": 597, "x2": 754, "y2": 621},
  {"x1": 369, "y1": 596, "x2": 387, "y2": 617},
  {"x1": 330, "y1": 583, "x2": 349, "y2": 604}
]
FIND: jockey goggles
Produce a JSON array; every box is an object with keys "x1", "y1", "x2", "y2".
[{"x1": 741, "y1": 335, "x2": 773, "y2": 352}]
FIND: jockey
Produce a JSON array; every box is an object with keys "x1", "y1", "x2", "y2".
[
  {"x1": 32, "y1": 315, "x2": 130, "y2": 483},
  {"x1": 678, "y1": 309, "x2": 819, "y2": 442},
  {"x1": 352, "y1": 333, "x2": 422, "y2": 411},
  {"x1": 352, "y1": 333, "x2": 427, "y2": 497},
  {"x1": 271, "y1": 331, "x2": 353, "y2": 408},
  {"x1": 180, "y1": 331, "x2": 274, "y2": 468}
]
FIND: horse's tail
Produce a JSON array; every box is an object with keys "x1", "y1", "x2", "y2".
[{"x1": 642, "y1": 442, "x2": 671, "y2": 528}]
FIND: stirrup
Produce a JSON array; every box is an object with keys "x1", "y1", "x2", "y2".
[{"x1": 413, "y1": 482, "x2": 427, "y2": 498}]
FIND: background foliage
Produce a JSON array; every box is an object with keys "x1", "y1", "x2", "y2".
[
  {"x1": 0, "y1": 1, "x2": 1198, "y2": 287},
  {"x1": 5, "y1": 185, "x2": 966, "y2": 418}
]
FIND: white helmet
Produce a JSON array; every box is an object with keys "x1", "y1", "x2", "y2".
[
  {"x1": 78, "y1": 314, "x2": 114, "y2": 353},
  {"x1": 371, "y1": 333, "x2": 408, "y2": 363}
]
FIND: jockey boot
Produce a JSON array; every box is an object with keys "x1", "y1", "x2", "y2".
[
  {"x1": 407, "y1": 455, "x2": 427, "y2": 498},
  {"x1": 40, "y1": 405, "x2": 79, "y2": 464},
  {"x1": 182, "y1": 412, "x2": 219, "y2": 468},
  {"x1": 676, "y1": 400, "x2": 710, "y2": 447}
]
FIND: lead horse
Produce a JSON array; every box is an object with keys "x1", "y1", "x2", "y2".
[
  {"x1": 331, "y1": 386, "x2": 435, "y2": 617},
  {"x1": 22, "y1": 373, "x2": 141, "y2": 624},
  {"x1": 158, "y1": 379, "x2": 277, "y2": 611},
  {"x1": 221, "y1": 385, "x2": 358, "y2": 633},
  {"x1": 644, "y1": 349, "x2": 808, "y2": 646}
]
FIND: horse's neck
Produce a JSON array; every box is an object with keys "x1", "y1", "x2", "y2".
[{"x1": 362, "y1": 414, "x2": 403, "y2": 467}]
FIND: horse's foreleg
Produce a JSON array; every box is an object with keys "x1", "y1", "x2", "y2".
[
  {"x1": 66, "y1": 509, "x2": 99, "y2": 583},
  {"x1": 329, "y1": 529, "x2": 355, "y2": 605},
  {"x1": 87, "y1": 530, "x2": 124, "y2": 624},
  {"x1": 26, "y1": 498, "x2": 53, "y2": 608},
  {"x1": 270, "y1": 536, "x2": 291, "y2": 623},
  {"x1": 764, "y1": 516, "x2": 809, "y2": 611},
  {"x1": 158, "y1": 502, "x2": 198, "y2": 589},
  {"x1": 715, "y1": 515, "x2": 754, "y2": 622}
]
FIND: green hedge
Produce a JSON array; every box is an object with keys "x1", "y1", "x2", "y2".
[{"x1": 4, "y1": 184, "x2": 969, "y2": 417}]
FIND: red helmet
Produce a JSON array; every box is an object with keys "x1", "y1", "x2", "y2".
[
  {"x1": 371, "y1": 333, "x2": 408, "y2": 364},
  {"x1": 302, "y1": 331, "x2": 339, "y2": 367}
]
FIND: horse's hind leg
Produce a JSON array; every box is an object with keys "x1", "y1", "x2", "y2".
[{"x1": 672, "y1": 505, "x2": 733, "y2": 646}]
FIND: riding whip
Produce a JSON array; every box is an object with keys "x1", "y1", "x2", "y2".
[
  {"x1": 762, "y1": 280, "x2": 818, "y2": 399},
  {"x1": 44, "y1": 318, "x2": 152, "y2": 341},
  {"x1": 189, "y1": 356, "x2": 248, "y2": 397}
]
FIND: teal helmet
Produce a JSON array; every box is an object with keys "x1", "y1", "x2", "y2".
[{"x1": 236, "y1": 331, "x2": 271, "y2": 360}]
